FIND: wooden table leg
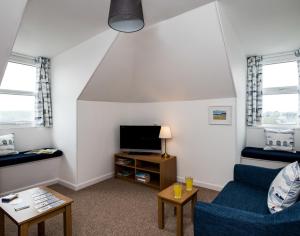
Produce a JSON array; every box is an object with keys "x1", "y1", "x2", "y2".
[
  {"x1": 176, "y1": 205, "x2": 183, "y2": 236},
  {"x1": 63, "y1": 204, "x2": 72, "y2": 236},
  {"x1": 38, "y1": 221, "x2": 45, "y2": 236},
  {"x1": 158, "y1": 197, "x2": 164, "y2": 229},
  {"x1": 191, "y1": 193, "x2": 197, "y2": 221},
  {"x1": 0, "y1": 209, "x2": 4, "y2": 236},
  {"x1": 18, "y1": 223, "x2": 29, "y2": 236}
]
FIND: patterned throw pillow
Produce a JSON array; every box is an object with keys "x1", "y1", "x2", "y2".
[
  {"x1": 264, "y1": 129, "x2": 295, "y2": 153},
  {"x1": 0, "y1": 133, "x2": 18, "y2": 156},
  {"x1": 267, "y1": 161, "x2": 300, "y2": 214}
]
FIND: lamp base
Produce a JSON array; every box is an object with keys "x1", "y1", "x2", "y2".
[{"x1": 161, "y1": 153, "x2": 170, "y2": 159}]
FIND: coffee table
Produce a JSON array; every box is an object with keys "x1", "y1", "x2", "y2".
[
  {"x1": 0, "y1": 186, "x2": 73, "y2": 236},
  {"x1": 157, "y1": 184, "x2": 198, "y2": 236}
]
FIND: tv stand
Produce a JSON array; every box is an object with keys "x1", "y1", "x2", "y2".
[{"x1": 114, "y1": 152, "x2": 177, "y2": 190}]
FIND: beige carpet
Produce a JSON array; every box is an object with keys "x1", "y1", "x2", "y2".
[{"x1": 4, "y1": 178, "x2": 218, "y2": 236}]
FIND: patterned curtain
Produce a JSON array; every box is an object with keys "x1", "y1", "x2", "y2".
[
  {"x1": 35, "y1": 57, "x2": 53, "y2": 127},
  {"x1": 246, "y1": 56, "x2": 263, "y2": 126},
  {"x1": 296, "y1": 49, "x2": 300, "y2": 125}
]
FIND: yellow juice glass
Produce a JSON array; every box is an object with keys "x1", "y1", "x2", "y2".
[
  {"x1": 173, "y1": 183, "x2": 182, "y2": 199},
  {"x1": 185, "y1": 177, "x2": 193, "y2": 191}
]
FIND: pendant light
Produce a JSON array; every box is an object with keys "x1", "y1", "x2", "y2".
[{"x1": 108, "y1": 0, "x2": 144, "y2": 33}]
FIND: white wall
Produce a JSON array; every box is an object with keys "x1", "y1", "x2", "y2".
[
  {"x1": 51, "y1": 30, "x2": 118, "y2": 186},
  {"x1": 0, "y1": 158, "x2": 60, "y2": 194},
  {"x1": 0, "y1": 127, "x2": 55, "y2": 194},
  {"x1": 247, "y1": 127, "x2": 300, "y2": 151},
  {"x1": 77, "y1": 101, "x2": 129, "y2": 187},
  {"x1": 217, "y1": 1, "x2": 247, "y2": 164},
  {"x1": 0, "y1": 127, "x2": 52, "y2": 151},
  {"x1": 80, "y1": 3, "x2": 236, "y2": 102},
  {"x1": 77, "y1": 98, "x2": 237, "y2": 190}
]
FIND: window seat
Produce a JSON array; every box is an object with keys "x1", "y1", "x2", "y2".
[
  {"x1": 0, "y1": 149, "x2": 63, "y2": 167},
  {"x1": 241, "y1": 147, "x2": 300, "y2": 163}
]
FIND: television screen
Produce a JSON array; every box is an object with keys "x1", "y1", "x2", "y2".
[{"x1": 120, "y1": 125, "x2": 161, "y2": 152}]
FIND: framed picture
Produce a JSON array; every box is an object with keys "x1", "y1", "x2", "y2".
[{"x1": 208, "y1": 106, "x2": 232, "y2": 125}]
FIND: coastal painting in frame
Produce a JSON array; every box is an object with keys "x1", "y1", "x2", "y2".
[{"x1": 208, "y1": 106, "x2": 232, "y2": 125}]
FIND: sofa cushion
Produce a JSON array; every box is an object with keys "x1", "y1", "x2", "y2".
[
  {"x1": 0, "y1": 133, "x2": 18, "y2": 156},
  {"x1": 264, "y1": 129, "x2": 295, "y2": 153},
  {"x1": 213, "y1": 181, "x2": 270, "y2": 215},
  {"x1": 267, "y1": 161, "x2": 300, "y2": 214},
  {"x1": 241, "y1": 147, "x2": 300, "y2": 162},
  {"x1": 0, "y1": 149, "x2": 63, "y2": 167}
]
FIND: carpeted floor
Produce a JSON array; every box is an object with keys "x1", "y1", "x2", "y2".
[{"x1": 4, "y1": 178, "x2": 218, "y2": 236}]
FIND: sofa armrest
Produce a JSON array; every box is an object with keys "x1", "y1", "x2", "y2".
[
  {"x1": 194, "y1": 201, "x2": 267, "y2": 236},
  {"x1": 264, "y1": 202, "x2": 300, "y2": 235},
  {"x1": 234, "y1": 164, "x2": 280, "y2": 190}
]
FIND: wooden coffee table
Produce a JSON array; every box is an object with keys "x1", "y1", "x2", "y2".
[
  {"x1": 158, "y1": 184, "x2": 198, "y2": 236},
  {"x1": 0, "y1": 186, "x2": 73, "y2": 236}
]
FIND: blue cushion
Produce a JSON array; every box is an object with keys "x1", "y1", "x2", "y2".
[
  {"x1": 0, "y1": 149, "x2": 63, "y2": 167},
  {"x1": 241, "y1": 147, "x2": 300, "y2": 162},
  {"x1": 213, "y1": 181, "x2": 270, "y2": 215}
]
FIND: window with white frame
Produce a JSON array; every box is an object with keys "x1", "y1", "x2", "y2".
[
  {"x1": 262, "y1": 54, "x2": 299, "y2": 126},
  {"x1": 0, "y1": 54, "x2": 37, "y2": 125}
]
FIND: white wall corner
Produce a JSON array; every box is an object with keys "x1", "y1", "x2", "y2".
[
  {"x1": 177, "y1": 176, "x2": 223, "y2": 192},
  {"x1": 75, "y1": 172, "x2": 114, "y2": 191}
]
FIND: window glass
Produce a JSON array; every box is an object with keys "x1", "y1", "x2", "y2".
[
  {"x1": 0, "y1": 62, "x2": 36, "y2": 92},
  {"x1": 262, "y1": 94, "x2": 298, "y2": 125},
  {"x1": 262, "y1": 61, "x2": 298, "y2": 88},
  {"x1": 0, "y1": 94, "x2": 35, "y2": 124}
]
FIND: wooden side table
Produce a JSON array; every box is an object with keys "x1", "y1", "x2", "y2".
[
  {"x1": 0, "y1": 186, "x2": 73, "y2": 236},
  {"x1": 158, "y1": 184, "x2": 198, "y2": 236}
]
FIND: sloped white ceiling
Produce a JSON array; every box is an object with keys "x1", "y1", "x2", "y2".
[
  {"x1": 79, "y1": 3, "x2": 235, "y2": 102},
  {"x1": 13, "y1": 0, "x2": 214, "y2": 57},
  {"x1": 220, "y1": 0, "x2": 300, "y2": 55},
  {"x1": 0, "y1": 0, "x2": 27, "y2": 84}
]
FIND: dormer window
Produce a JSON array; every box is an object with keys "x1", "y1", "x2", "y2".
[{"x1": 0, "y1": 54, "x2": 37, "y2": 126}]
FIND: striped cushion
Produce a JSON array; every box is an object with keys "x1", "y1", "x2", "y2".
[{"x1": 267, "y1": 161, "x2": 300, "y2": 213}]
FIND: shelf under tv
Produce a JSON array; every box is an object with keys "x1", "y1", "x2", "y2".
[{"x1": 114, "y1": 152, "x2": 177, "y2": 190}]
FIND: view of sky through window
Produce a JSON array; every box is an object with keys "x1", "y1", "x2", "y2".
[
  {"x1": 0, "y1": 62, "x2": 36, "y2": 124},
  {"x1": 262, "y1": 61, "x2": 299, "y2": 125}
]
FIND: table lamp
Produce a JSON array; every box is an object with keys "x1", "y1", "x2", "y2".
[{"x1": 159, "y1": 126, "x2": 172, "y2": 159}]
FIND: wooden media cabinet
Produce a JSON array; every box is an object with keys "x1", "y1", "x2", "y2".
[{"x1": 114, "y1": 152, "x2": 177, "y2": 190}]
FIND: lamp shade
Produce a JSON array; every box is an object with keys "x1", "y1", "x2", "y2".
[
  {"x1": 108, "y1": 0, "x2": 144, "y2": 33},
  {"x1": 159, "y1": 126, "x2": 172, "y2": 139}
]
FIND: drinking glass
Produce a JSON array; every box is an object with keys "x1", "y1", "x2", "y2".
[
  {"x1": 173, "y1": 183, "x2": 182, "y2": 199},
  {"x1": 185, "y1": 176, "x2": 193, "y2": 191}
]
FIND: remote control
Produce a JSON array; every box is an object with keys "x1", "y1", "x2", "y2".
[{"x1": 1, "y1": 193, "x2": 18, "y2": 203}]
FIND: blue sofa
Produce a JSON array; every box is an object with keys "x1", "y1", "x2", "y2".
[{"x1": 194, "y1": 164, "x2": 300, "y2": 236}]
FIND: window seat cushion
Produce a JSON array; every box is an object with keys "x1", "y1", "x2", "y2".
[
  {"x1": 0, "y1": 149, "x2": 63, "y2": 167},
  {"x1": 241, "y1": 147, "x2": 300, "y2": 163}
]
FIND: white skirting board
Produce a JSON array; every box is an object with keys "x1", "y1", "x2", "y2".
[
  {"x1": 0, "y1": 172, "x2": 114, "y2": 195},
  {"x1": 1, "y1": 173, "x2": 223, "y2": 195},
  {"x1": 0, "y1": 178, "x2": 59, "y2": 196},
  {"x1": 58, "y1": 172, "x2": 114, "y2": 191}
]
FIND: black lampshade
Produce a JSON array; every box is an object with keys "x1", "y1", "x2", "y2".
[{"x1": 108, "y1": 0, "x2": 144, "y2": 33}]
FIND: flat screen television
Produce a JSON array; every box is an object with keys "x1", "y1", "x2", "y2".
[{"x1": 120, "y1": 125, "x2": 161, "y2": 153}]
